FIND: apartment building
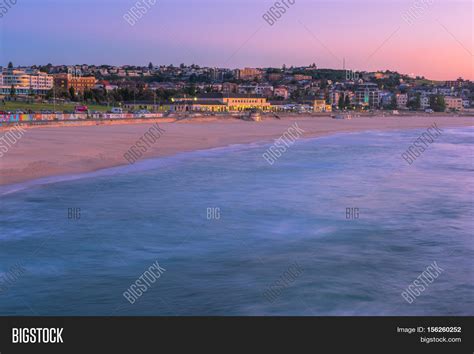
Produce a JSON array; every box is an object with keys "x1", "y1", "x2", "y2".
[
  {"x1": 54, "y1": 73, "x2": 96, "y2": 93},
  {"x1": 396, "y1": 93, "x2": 408, "y2": 109},
  {"x1": 274, "y1": 86, "x2": 289, "y2": 99},
  {"x1": 444, "y1": 96, "x2": 463, "y2": 111},
  {"x1": 355, "y1": 83, "x2": 380, "y2": 108},
  {"x1": 235, "y1": 68, "x2": 263, "y2": 81},
  {"x1": 0, "y1": 69, "x2": 53, "y2": 96}
]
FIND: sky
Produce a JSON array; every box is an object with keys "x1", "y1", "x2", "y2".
[{"x1": 0, "y1": 0, "x2": 472, "y2": 80}]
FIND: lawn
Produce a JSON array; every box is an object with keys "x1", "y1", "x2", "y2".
[{"x1": 0, "y1": 101, "x2": 110, "y2": 113}]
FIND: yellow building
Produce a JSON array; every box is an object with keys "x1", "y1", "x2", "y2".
[
  {"x1": 176, "y1": 93, "x2": 271, "y2": 112},
  {"x1": 313, "y1": 99, "x2": 332, "y2": 112},
  {"x1": 172, "y1": 99, "x2": 228, "y2": 112},
  {"x1": 223, "y1": 96, "x2": 270, "y2": 111}
]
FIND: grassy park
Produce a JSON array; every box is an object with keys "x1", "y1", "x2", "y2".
[{"x1": 0, "y1": 101, "x2": 111, "y2": 113}]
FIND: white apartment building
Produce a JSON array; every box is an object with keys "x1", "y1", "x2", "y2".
[
  {"x1": 396, "y1": 93, "x2": 408, "y2": 109},
  {"x1": 0, "y1": 69, "x2": 54, "y2": 96},
  {"x1": 238, "y1": 85, "x2": 273, "y2": 96},
  {"x1": 420, "y1": 95, "x2": 430, "y2": 109}
]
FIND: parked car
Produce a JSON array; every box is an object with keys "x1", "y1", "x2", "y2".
[
  {"x1": 425, "y1": 109, "x2": 434, "y2": 114},
  {"x1": 111, "y1": 107, "x2": 123, "y2": 114},
  {"x1": 75, "y1": 105, "x2": 89, "y2": 113},
  {"x1": 134, "y1": 110, "x2": 150, "y2": 117}
]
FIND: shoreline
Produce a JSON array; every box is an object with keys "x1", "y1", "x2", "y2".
[{"x1": 0, "y1": 115, "x2": 472, "y2": 187}]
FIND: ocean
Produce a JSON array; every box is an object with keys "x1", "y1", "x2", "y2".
[{"x1": 0, "y1": 126, "x2": 473, "y2": 315}]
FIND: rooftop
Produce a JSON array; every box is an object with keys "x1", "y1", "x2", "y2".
[{"x1": 198, "y1": 93, "x2": 264, "y2": 99}]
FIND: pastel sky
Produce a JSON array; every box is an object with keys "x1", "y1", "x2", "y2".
[{"x1": 0, "y1": 0, "x2": 472, "y2": 80}]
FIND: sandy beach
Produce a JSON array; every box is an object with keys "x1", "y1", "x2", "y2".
[{"x1": 0, "y1": 115, "x2": 472, "y2": 186}]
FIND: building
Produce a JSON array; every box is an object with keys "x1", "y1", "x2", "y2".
[
  {"x1": 379, "y1": 92, "x2": 392, "y2": 107},
  {"x1": 254, "y1": 85, "x2": 273, "y2": 96},
  {"x1": 373, "y1": 72, "x2": 392, "y2": 80},
  {"x1": 313, "y1": 99, "x2": 332, "y2": 112},
  {"x1": 444, "y1": 96, "x2": 463, "y2": 111},
  {"x1": 0, "y1": 68, "x2": 53, "y2": 96},
  {"x1": 200, "y1": 93, "x2": 271, "y2": 111},
  {"x1": 172, "y1": 99, "x2": 228, "y2": 113},
  {"x1": 293, "y1": 74, "x2": 312, "y2": 81},
  {"x1": 238, "y1": 84, "x2": 273, "y2": 96},
  {"x1": 54, "y1": 74, "x2": 97, "y2": 93},
  {"x1": 331, "y1": 91, "x2": 349, "y2": 107},
  {"x1": 222, "y1": 82, "x2": 238, "y2": 93},
  {"x1": 173, "y1": 93, "x2": 271, "y2": 112},
  {"x1": 209, "y1": 68, "x2": 225, "y2": 82},
  {"x1": 274, "y1": 86, "x2": 289, "y2": 100},
  {"x1": 355, "y1": 83, "x2": 380, "y2": 108},
  {"x1": 396, "y1": 93, "x2": 408, "y2": 109},
  {"x1": 123, "y1": 101, "x2": 173, "y2": 112},
  {"x1": 105, "y1": 85, "x2": 119, "y2": 92},
  {"x1": 268, "y1": 73, "x2": 283, "y2": 82},
  {"x1": 235, "y1": 68, "x2": 263, "y2": 81},
  {"x1": 445, "y1": 78, "x2": 465, "y2": 89},
  {"x1": 435, "y1": 87, "x2": 453, "y2": 96},
  {"x1": 420, "y1": 95, "x2": 430, "y2": 109}
]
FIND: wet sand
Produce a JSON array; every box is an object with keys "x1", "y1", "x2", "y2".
[{"x1": 0, "y1": 115, "x2": 472, "y2": 186}]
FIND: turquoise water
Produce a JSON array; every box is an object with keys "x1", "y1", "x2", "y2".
[{"x1": 0, "y1": 127, "x2": 473, "y2": 315}]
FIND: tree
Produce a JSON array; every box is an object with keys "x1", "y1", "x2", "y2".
[
  {"x1": 39, "y1": 63, "x2": 53, "y2": 73},
  {"x1": 388, "y1": 94, "x2": 397, "y2": 110},
  {"x1": 338, "y1": 94, "x2": 345, "y2": 110},
  {"x1": 437, "y1": 95, "x2": 446, "y2": 112},
  {"x1": 69, "y1": 87, "x2": 76, "y2": 101},
  {"x1": 148, "y1": 62, "x2": 153, "y2": 70},
  {"x1": 184, "y1": 84, "x2": 197, "y2": 96},
  {"x1": 83, "y1": 90, "x2": 94, "y2": 102},
  {"x1": 344, "y1": 95, "x2": 351, "y2": 109},
  {"x1": 430, "y1": 95, "x2": 445, "y2": 112},
  {"x1": 408, "y1": 93, "x2": 421, "y2": 111},
  {"x1": 45, "y1": 89, "x2": 54, "y2": 100},
  {"x1": 290, "y1": 90, "x2": 302, "y2": 101},
  {"x1": 10, "y1": 85, "x2": 16, "y2": 97},
  {"x1": 7, "y1": 62, "x2": 13, "y2": 69}
]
